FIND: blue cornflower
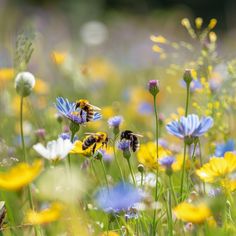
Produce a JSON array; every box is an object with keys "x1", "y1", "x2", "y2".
[
  {"x1": 180, "y1": 79, "x2": 202, "y2": 92},
  {"x1": 108, "y1": 116, "x2": 123, "y2": 128},
  {"x1": 95, "y1": 182, "x2": 142, "y2": 212},
  {"x1": 215, "y1": 140, "x2": 235, "y2": 157},
  {"x1": 59, "y1": 133, "x2": 78, "y2": 142},
  {"x1": 118, "y1": 140, "x2": 131, "y2": 151},
  {"x1": 159, "y1": 156, "x2": 175, "y2": 168},
  {"x1": 55, "y1": 97, "x2": 101, "y2": 124},
  {"x1": 166, "y1": 114, "x2": 213, "y2": 141}
]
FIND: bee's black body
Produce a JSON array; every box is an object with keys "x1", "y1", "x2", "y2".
[{"x1": 120, "y1": 130, "x2": 140, "y2": 152}]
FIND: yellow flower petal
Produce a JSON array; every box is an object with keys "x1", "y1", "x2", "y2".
[
  {"x1": 0, "y1": 160, "x2": 43, "y2": 191},
  {"x1": 25, "y1": 202, "x2": 63, "y2": 225},
  {"x1": 51, "y1": 51, "x2": 67, "y2": 65},
  {"x1": 173, "y1": 202, "x2": 211, "y2": 224}
]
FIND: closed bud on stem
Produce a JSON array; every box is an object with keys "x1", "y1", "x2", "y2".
[
  {"x1": 183, "y1": 69, "x2": 193, "y2": 85},
  {"x1": 138, "y1": 164, "x2": 145, "y2": 173},
  {"x1": 14, "y1": 72, "x2": 35, "y2": 97},
  {"x1": 148, "y1": 80, "x2": 160, "y2": 97}
]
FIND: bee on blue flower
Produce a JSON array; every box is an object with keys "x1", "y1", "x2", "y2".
[
  {"x1": 55, "y1": 97, "x2": 102, "y2": 125},
  {"x1": 166, "y1": 114, "x2": 213, "y2": 144}
]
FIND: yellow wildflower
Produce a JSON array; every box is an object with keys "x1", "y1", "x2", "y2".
[
  {"x1": 0, "y1": 160, "x2": 43, "y2": 191},
  {"x1": 221, "y1": 179, "x2": 236, "y2": 192},
  {"x1": 100, "y1": 232, "x2": 119, "y2": 236},
  {"x1": 34, "y1": 79, "x2": 49, "y2": 94},
  {"x1": 102, "y1": 106, "x2": 115, "y2": 119},
  {"x1": 196, "y1": 152, "x2": 236, "y2": 183},
  {"x1": 195, "y1": 17, "x2": 203, "y2": 29},
  {"x1": 25, "y1": 202, "x2": 63, "y2": 225},
  {"x1": 173, "y1": 202, "x2": 211, "y2": 224},
  {"x1": 209, "y1": 32, "x2": 217, "y2": 43},
  {"x1": 0, "y1": 68, "x2": 14, "y2": 82},
  {"x1": 208, "y1": 18, "x2": 217, "y2": 30},
  {"x1": 152, "y1": 45, "x2": 164, "y2": 53},
  {"x1": 150, "y1": 35, "x2": 167, "y2": 44},
  {"x1": 52, "y1": 51, "x2": 67, "y2": 65},
  {"x1": 137, "y1": 142, "x2": 171, "y2": 169}
]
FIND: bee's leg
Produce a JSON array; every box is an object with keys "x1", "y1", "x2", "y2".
[{"x1": 92, "y1": 143, "x2": 97, "y2": 154}]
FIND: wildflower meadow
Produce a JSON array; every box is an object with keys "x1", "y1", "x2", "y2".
[{"x1": 1, "y1": 1, "x2": 236, "y2": 235}]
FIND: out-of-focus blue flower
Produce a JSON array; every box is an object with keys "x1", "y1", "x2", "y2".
[
  {"x1": 159, "y1": 156, "x2": 175, "y2": 168},
  {"x1": 180, "y1": 79, "x2": 202, "y2": 92},
  {"x1": 215, "y1": 140, "x2": 235, "y2": 157},
  {"x1": 117, "y1": 140, "x2": 131, "y2": 151},
  {"x1": 208, "y1": 187, "x2": 221, "y2": 198},
  {"x1": 59, "y1": 133, "x2": 78, "y2": 142},
  {"x1": 108, "y1": 116, "x2": 123, "y2": 128},
  {"x1": 166, "y1": 114, "x2": 213, "y2": 139},
  {"x1": 95, "y1": 182, "x2": 142, "y2": 212},
  {"x1": 98, "y1": 149, "x2": 113, "y2": 162},
  {"x1": 138, "y1": 102, "x2": 153, "y2": 115},
  {"x1": 55, "y1": 97, "x2": 101, "y2": 124},
  {"x1": 125, "y1": 207, "x2": 139, "y2": 220}
]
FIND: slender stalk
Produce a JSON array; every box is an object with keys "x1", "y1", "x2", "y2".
[
  {"x1": 152, "y1": 94, "x2": 159, "y2": 236},
  {"x1": 180, "y1": 143, "x2": 187, "y2": 201},
  {"x1": 152, "y1": 169, "x2": 159, "y2": 236},
  {"x1": 90, "y1": 159, "x2": 101, "y2": 185},
  {"x1": 67, "y1": 131, "x2": 76, "y2": 169},
  {"x1": 127, "y1": 159, "x2": 136, "y2": 185},
  {"x1": 185, "y1": 83, "x2": 190, "y2": 117},
  {"x1": 169, "y1": 176, "x2": 177, "y2": 205},
  {"x1": 100, "y1": 159, "x2": 109, "y2": 190},
  {"x1": 198, "y1": 140, "x2": 205, "y2": 194},
  {"x1": 141, "y1": 171, "x2": 144, "y2": 188},
  {"x1": 168, "y1": 188, "x2": 173, "y2": 236},
  {"x1": 112, "y1": 137, "x2": 124, "y2": 181}
]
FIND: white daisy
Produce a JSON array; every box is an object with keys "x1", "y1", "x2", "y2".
[{"x1": 33, "y1": 138, "x2": 73, "y2": 161}]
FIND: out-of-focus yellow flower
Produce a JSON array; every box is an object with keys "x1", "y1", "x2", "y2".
[
  {"x1": 0, "y1": 68, "x2": 14, "y2": 84},
  {"x1": 34, "y1": 79, "x2": 49, "y2": 94},
  {"x1": 150, "y1": 35, "x2": 167, "y2": 44},
  {"x1": 195, "y1": 17, "x2": 203, "y2": 29},
  {"x1": 87, "y1": 58, "x2": 117, "y2": 81},
  {"x1": 173, "y1": 202, "x2": 211, "y2": 224},
  {"x1": 0, "y1": 160, "x2": 43, "y2": 191},
  {"x1": 152, "y1": 45, "x2": 164, "y2": 53},
  {"x1": 181, "y1": 18, "x2": 191, "y2": 29},
  {"x1": 25, "y1": 202, "x2": 63, "y2": 225},
  {"x1": 52, "y1": 51, "x2": 67, "y2": 65},
  {"x1": 137, "y1": 142, "x2": 171, "y2": 169},
  {"x1": 221, "y1": 179, "x2": 236, "y2": 192},
  {"x1": 165, "y1": 107, "x2": 185, "y2": 124},
  {"x1": 208, "y1": 18, "x2": 217, "y2": 30},
  {"x1": 100, "y1": 231, "x2": 119, "y2": 236},
  {"x1": 209, "y1": 32, "x2": 217, "y2": 43},
  {"x1": 196, "y1": 152, "x2": 236, "y2": 183},
  {"x1": 12, "y1": 96, "x2": 30, "y2": 117},
  {"x1": 102, "y1": 106, "x2": 115, "y2": 119}
]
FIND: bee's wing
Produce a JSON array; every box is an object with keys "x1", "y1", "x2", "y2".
[
  {"x1": 132, "y1": 133, "x2": 143, "y2": 138},
  {"x1": 84, "y1": 132, "x2": 96, "y2": 135},
  {"x1": 88, "y1": 104, "x2": 101, "y2": 111}
]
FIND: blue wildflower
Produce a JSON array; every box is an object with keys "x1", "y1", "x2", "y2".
[
  {"x1": 215, "y1": 140, "x2": 235, "y2": 157},
  {"x1": 108, "y1": 116, "x2": 123, "y2": 128},
  {"x1": 180, "y1": 79, "x2": 202, "y2": 92},
  {"x1": 166, "y1": 114, "x2": 213, "y2": 141},
  {"x1": 95, "y1": 182, "x2": 142, "y2": 212},
  {"x1": 159, "y1": 156, "x2": 175, "y2": 168},
  {"x1": 138, "y1": 102, "x2": 153, "y2": 115},
  {"x1": 118, "y1": 140, "x2": 131, "y2": 151},
  {"x1": 59, "y1": 133, "x2": 78, "y2": 142},
  {"x1": 55, "y1": 97, "x2": 101, "y2": 124}
]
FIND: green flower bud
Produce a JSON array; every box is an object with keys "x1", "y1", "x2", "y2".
[
  {"x1": 183, "y1": 69, "x2": 193, "y2": 85},
  {"x1": 15, "y1": 72, "x2": 35, "y2": 97}
]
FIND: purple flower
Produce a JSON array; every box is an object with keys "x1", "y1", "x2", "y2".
[
  {"x1": 159, "y1": 156, "x2": 175, "y2": 168},
  {"x1": 108, "y1": 116, "x2": 123, "y2": 128},
  {"x1": 166, "y1": 114, "x2": 213, "y2": 140},
  {"x1": 118, "y1": 140, "x2": 131, "y2": 151},
  {"x1": 148, "y1": 80, "x2": 159, "y2": 96},
  {"x1": 59, "y1": 133, "x2": 78, "y2": 142},
  {"x1": 34, "y1": 129, "x2": 46, "y2": 139},
  {"x1": 55, "y1": 97, "x2": 101, "y2": 125},
  {"x1": 215, "y1": 140, "x2": 235, "y2": 157},
  {"x1": 95, "y1": 182, "x2": 142, "y2": 212}
]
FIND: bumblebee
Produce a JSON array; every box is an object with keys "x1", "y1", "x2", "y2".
[
  {"x1": 120, "y1": 130, "x2": 143, "y2": 152},
  {"x1": 82, "y1": 132, "x2": 108, "y2": 154},
  {"x1": 75, "y1": 99, "x2": 101, "y2": 122}
]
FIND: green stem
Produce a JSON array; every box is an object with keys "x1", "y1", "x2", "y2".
[
  {"x1": 153, "y1": 95, "x2": 159, "y2": 159},
  {"x1": 100, "y1": 159, "x2": 109, "y2": 190},
  {"x1": 152, "y1": 169, "x2": 159, "y2": 236},
  {"x1": 180, "y1": 143, "x2": 187, "y2": 202},
  {"x1": 169, "y1": 176, "x2": 177, "y2": 205},
  {"x1": 113, "y1": 137, "x2": 124, "y2": 181},
  {"x1": 185, "y1": 83, "x2": 190, "y2": 117},
  {"x1": 90, "y1": 159, "x2": 101, "y2": 185},
  {"x1": 198, "y1": 140, "x2": 205, "y2": 194},
  {"x1": 127, "y1": 159, "x2": 136, "y2": 185},
  {"x1": 168, "y1": 188, "x2": 173, "y2": 236},
  {"x1": 141, "y1": 172, "x2": 144, "y2": 188},
  {"x1": 67, "y1": 131, "x2": 76, "y2": 169}
]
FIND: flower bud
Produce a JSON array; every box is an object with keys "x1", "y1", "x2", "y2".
[
  {"x1": 183, "y1": 69, "x2": 193, "y2": 85},
  {"x1": 137, "y1": 164, "x2": 145, "y2": 173},
  {"x1": 15, "y1": 72, "x2": 35, "y2": 97},
  {"x1": 148, "y1": 80, "x2": 160, "y2": 97}
]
